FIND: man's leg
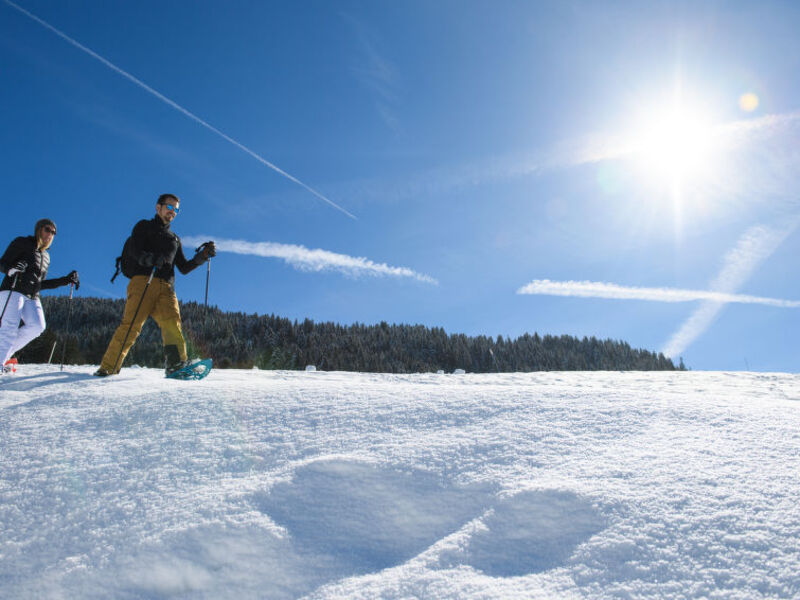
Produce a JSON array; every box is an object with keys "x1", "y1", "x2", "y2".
[
  {"x1": 151, "y1": 280, "x2": 188, "y2": 370},
  {"x1": 98, "y1": 276, "x2": 157, "y2": 373}
]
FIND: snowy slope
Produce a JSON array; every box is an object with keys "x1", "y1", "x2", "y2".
[{"x1": 1, "y1": 366, "x2": 799, "y2": 599}]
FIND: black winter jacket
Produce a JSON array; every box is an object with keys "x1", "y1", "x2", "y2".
[
  {"x1": 0, "y1": 236, "x2": 71, "y2": 299},
  {"x1": 128, "y1": 216, "x2": 205, "y2": 284}
]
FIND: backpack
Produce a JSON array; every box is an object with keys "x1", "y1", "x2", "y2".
[{"x1": 110, "y1": 236, "x2": 137, "y2": 283}]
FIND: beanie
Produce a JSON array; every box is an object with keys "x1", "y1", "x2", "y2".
[{"x1": 35, "y1": 218, "x2": 57, "y2": 236}]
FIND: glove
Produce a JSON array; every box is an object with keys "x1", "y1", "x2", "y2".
[
  {"x1": 202, "y1": 241, "x2": 216, "y2": 259},
  {"x1": 7, "y1": 260, "x2": 27, "y2": 277},
  {"x1": 65, "y1": 270, "x2": 80, "y2": 290},
  {"x1": 194, "y1": 241, "x2": 216, "y2": 262}
]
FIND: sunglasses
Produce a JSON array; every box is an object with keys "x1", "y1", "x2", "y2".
[
  {"x1": 42, "y1": 226, "x2": 56, "y2": 235},
  {"x1": 162, "y1": 203, "x2": 180, "y2": 214}
]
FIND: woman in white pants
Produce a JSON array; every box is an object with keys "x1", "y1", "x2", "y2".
[{"x1": 0, "y1": 219, "x2": 79, "y2": 371}]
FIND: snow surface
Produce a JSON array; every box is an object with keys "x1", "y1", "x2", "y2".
[{"x1": 1, "y1": 365, "x2": 799, "y2": 599}]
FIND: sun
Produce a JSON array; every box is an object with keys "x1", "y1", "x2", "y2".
[{"x1": 630, "y1": 104, "x2": 718, "y2": 185}]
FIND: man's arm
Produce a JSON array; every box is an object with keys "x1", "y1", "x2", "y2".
[{"x1": 174, "y1": 240, "x2": 205, "y2": 275}]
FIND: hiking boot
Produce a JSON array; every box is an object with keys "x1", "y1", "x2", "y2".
[
  {"x1": 165, "y1": 359, "x2": 200, "y2": 376},
  {"x1": 93, "y1": 368, "x2": 112, "y2": 377}
]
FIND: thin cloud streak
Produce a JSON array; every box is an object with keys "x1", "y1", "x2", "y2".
[
  {"x1": 332, "y1": 109, "x2": 800, "y2": 213},
  {"x1": 4, "y1": 0, "x2": 357, "y2": 220},
  {"x1": 661, "y1": 221, "x2": 800, "y2": 358},
  {"x1": 717, "y1": 110, "x2": 800, "y2": 142},
  {"x1": 564, "y1": 110, "x2": 800, "y2": 168},
  {"x1": 82, "y1": 283, "x2": 119, "y2": 299},
  {"x1": 517, "y1": 279, "x2": 800, "y2": 308},
  {"x1": 184, "y1": 236, "x2": 437, "y2": 285},
  {"x1": 343, "y1": 13, "x2": 402, "y2": 133}
]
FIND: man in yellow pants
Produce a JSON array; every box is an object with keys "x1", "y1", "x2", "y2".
[{"x1": 94, "y1": 194, "x2": 215, "y2": 376}]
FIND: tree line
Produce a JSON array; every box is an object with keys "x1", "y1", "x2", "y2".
[{"x1": 16, "y1": 296, "x2": 684, "y2": 372}]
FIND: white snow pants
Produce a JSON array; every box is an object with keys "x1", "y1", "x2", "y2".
[{"x1": 0, "y1": 291, "x2": 46, "y2": 365}]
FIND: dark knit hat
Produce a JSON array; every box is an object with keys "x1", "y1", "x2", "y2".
[
  {"x1": 35, "y1": 218, "x2": 57, "y2": 236},
  {"x1": 157, "y1": 193, "x2": 180, "y2": 205}
]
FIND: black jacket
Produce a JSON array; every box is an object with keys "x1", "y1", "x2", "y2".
[
  {"x1": 0, "y1": 236, "x2": 71, "y2": 299},
  {"x1": 128, "y1": 216, "x2": 205, "y2": 284}
]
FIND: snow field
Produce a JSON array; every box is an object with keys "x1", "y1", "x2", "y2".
[{"x1": 1, "y1": 366, "x2": 799, "y2": 598}]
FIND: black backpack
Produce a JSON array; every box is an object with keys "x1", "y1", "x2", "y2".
[{"x1": 110, "y1": 237, "x2": 137, "y2": 283}]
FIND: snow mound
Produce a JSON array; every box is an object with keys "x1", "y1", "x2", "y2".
[{"x1": 2, "y1": 365, "x2": 800, "y2": 599}]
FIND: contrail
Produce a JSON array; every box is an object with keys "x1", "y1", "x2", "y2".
[
  {"x1": 517, "y1": 220, "x2": 800, "y2": 358},
  {"x1": 660, "y1": 221, "x2": 799, "y2": 358},
  {"x1": 183, "y1": 236, "x2": 438, "y2": 284},
  {"x1": 517, "y1": 278, "x2": 800, "y2": 308},
  {"x1": 3, "y1": 0, "x2": 357, "y2": 220}
]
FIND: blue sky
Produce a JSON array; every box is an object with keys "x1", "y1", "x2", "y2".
[{"x1": 2, "y1": 0, "x2": 800, "y2": 371}]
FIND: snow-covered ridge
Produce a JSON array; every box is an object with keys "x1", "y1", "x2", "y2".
[{"x1": 2, "y1": 366, "x2": 799, "y2": 599}]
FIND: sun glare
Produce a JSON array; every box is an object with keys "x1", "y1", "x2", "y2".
[{"x1": 632, "y1": 105, "x2": 717, "y2": 185}]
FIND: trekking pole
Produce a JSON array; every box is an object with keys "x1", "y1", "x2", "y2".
[
  {"x1": 112, "y1": 267, "x2": 156, "y2": 374},
  {"x1": 59, "y1": 283, "x2": 75, "y2": 371},
  {"x1": 196, "y1": 242, "x2": 211, "y2": 307},
  {"x1": 0, "y1": 273, "x2": 19, "y2": 327},
  {"x1": 204, "y1": 259, "x2": 210, "y2": 306}
]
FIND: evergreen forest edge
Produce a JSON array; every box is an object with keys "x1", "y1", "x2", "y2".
[{"x1": 16, "y1": 296, "x2": 685, "y2": 372}]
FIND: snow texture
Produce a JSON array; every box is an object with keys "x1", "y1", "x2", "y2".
[{"x1": 1, "y1": 366, "x2": 799, "y2": 599}]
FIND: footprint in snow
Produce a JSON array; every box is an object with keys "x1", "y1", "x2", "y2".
[
  {"x1": 454, "y1": 489, "x2": 606, "y2": 577},
  {"x1": 255, "y1": 459, "x2": 494, "y2": 576},
  {"x1": 256, "y1": 459, "x2": 607, "y2": 590}
]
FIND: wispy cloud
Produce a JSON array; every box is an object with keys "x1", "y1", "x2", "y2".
[
  {"x1": 661, "y1": 221, "x2": 800, "y2": 358},
  {"x1": 183, "y1": 236, "x2": 437, "y2": 285},
  {"x1": 521, "y1": 110, "x2": 800, "y2": 176},
  {"x1": 716, "y1": 111, "x2": 800, "y2": 145},
  {"x1": 82, "y1": 283, "x2": 120, "y2": 299},
  {"x1": 517, "y1": 278, "x2": 800, "y2": 308},
  {"x1": 4, "y1": 0, "x2": 356, "y2": 220},
  {"x1": 78, "y1": 105, "x2": 210, "y2": 169},
  {"x1": 342, "y1": 13, "x2": 401, "y2": 132},
  {"x1": 331, "y1": 108, "x2": 800, "y2": 212}
]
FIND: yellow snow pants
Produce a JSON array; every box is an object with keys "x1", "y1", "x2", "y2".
[{"x1": 99, "y1": 275, "x2": 187, "y2": 373}]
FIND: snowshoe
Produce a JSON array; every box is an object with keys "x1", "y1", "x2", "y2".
[{"x1": 165, "y1": 358, "x2": 212, "y2": 381}]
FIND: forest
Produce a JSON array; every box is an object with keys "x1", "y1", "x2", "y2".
[{"x1": 16, "y1": 296, "x2": 683, "y2": 372}]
